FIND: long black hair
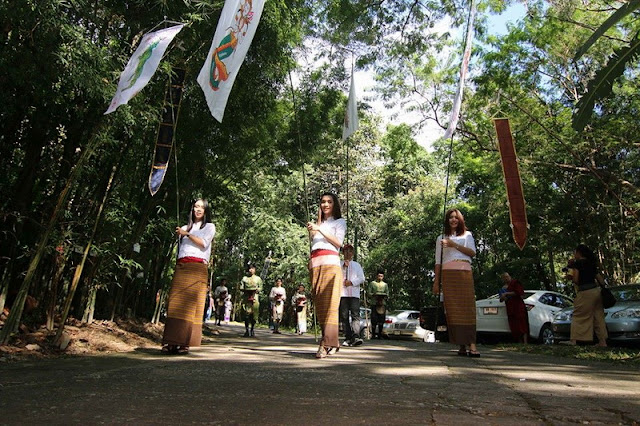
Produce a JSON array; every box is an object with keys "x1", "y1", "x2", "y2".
[
  {"x1": 575, "y1": 244, "x2": 597, "y2": 265},
  {"x1": 185, "y1": 198, "x2": 212, "y2": 233},
  {"x1": 320, "y1": 192, "x2": 342, "y2": 220}
]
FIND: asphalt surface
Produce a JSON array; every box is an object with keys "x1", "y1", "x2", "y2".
[{"x1": 1, "y1": 323, "x2": 639, "y2": 425}]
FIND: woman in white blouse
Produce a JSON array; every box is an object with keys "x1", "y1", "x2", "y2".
[
  {"x1": 432, "y1": 209, "x2": 479, "y2": 357},
  {"x1": 161, "y1": 198, "x2": 216, "y2": 355},
  {"x1": 306, "y1": 192, "x2": 346, "y2": 358}
]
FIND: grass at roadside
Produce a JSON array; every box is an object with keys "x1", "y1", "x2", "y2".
[{"x1": 496, "y1": 343, "x2": 640, "y2": 365}]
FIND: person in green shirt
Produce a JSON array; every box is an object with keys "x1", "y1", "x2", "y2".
[
  {"x1": 368, "y1": 269, "x2": 388, "y2": 339},
  {"x1": 240, "y1": 265, "x2": 263, "y2": 337}
]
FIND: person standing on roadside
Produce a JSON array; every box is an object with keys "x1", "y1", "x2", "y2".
[
  {"x1": 306, "y1": 192, "x2": 346, "y2": 359},
  {"x1": 269, "y1": 278, "x2": 287, "y2": 334},
  {"x1": 500, "y1": 272, "x2": 529, "y2": 344},
  {"x1": 368, "y1": 269, "x2": 389, "y2": 339},
  {"x1": 161, "y1": 198, "x2": 216, "y2": 355},
  {"x1": 563, "y1": 244, "x2": 608, "y2": 347},
  {"x1": 240, "y1": 265, "x2": 263, "y2": 337},
  {"x1": 292, "y1": 284, "x2": 308, "y2": 335},
  {"x1": 214, "y1": 278, "x2": 229, "y2": 326},
  {"x1": 340, "y1": 244, "x2": 365, "y2": 347},
  {"x1": 432, "y1": 209, "x2": 479, "y2": 357}
]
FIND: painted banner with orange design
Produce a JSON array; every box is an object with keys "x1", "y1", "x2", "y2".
[
  {"x1": 197, "y1": 0, "x2": 266, "y2": 122},
  {"x1": 494, "y1": 118, "x2": 528, "y2": 250}
]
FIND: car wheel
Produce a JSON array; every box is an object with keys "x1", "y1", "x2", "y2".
[{"x1": 539, "y1": 323, "x2": 554, "y2": 345}]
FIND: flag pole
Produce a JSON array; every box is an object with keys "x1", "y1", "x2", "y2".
[
  {"x1": 287, "y1": 68, "x2": 317, "y2": 342},
  {"x1": 434, "y1": 0, "x2": 476, "y2": 339}
]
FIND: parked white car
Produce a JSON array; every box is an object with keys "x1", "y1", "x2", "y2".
[
  {"x1": 382, "y1": 310, "x2": 430, "y2": 341},
  {"x1": 476, "y1": 290, "x2": 573, "y2": 344}
]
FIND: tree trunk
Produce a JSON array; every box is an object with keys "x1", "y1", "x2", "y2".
[
  {"x1": 547, "y1": 247, "x2": 557, "y2": 291},
  {"x1": 55, "y1": 163, "x2": 116, "y2": 343},
  {"x1": 46, "y1": 251, "x2": 68, "y2": 331},
  {"x1": 0, "y1": 268, "x2": 9, "y2": 315},
  {"x1": 82, "y1": 285, "x2": 97, "y2": 324}
]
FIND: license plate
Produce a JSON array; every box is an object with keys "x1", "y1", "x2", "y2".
[
  {"x1": 437, "y1": 326, "x2": 447, "y2": 332},
  {"x1": 483, "y1": 307, "x2": 498, "y2": 315},
  {"x1": 393, "y1": 330, "x2": 401, "y2": 335}
]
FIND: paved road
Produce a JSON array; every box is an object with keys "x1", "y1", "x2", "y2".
[{"x1": 1, "y1": 323, "x2": 639, "y2": 425}]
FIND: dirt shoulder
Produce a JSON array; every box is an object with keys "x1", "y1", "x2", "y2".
[{"x1": 0, "y1": 318, "x2": 166, "y2": 362}]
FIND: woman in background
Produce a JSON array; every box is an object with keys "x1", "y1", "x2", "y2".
[
  {"x1": 565, "y1": 244, "x2": 607, "y2": 347},
  {"x1": 292, "y1": 284, "x2": 308, "y2": 335}
]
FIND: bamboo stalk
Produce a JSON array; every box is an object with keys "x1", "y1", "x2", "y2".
[{"x1": 55, "y1": 164, "x2": 117, "y2": 344}]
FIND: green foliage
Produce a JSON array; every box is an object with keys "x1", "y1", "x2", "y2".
[
  {"x1": 572, "y1": 35, "x2": 640, "y2": 132},
  {"x1": 573, "y1": 0, "x2": 640, "y2": 61}
]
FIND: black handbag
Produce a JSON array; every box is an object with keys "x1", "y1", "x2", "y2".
[
  {"x1": 600, "y1": 286, "x2": 616, "y2": 309},
  {"x1": 596, "y1": 274, "x2": 616, "y2": 309}
]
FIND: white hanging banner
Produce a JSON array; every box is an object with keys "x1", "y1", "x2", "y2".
[
  {"x1": 197, "y1": 0, "x2": 267, "y2": 122},
  {"x1": 105, "y1": 24, "x2": 185, "y2": 115},
  {"x1": 342, "y1": 70, "x2": 359, "y2": 141}
]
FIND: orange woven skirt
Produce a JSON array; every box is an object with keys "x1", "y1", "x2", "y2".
[
  {"x1": 310, "y1": 263, "x2": 342, "y2": 348},
  {"x1": 442, "y1": 269, "x2": 477, "y2": 345},
  {"x1": 162, "y1": 262, "x2": 208, "y2": 347}
]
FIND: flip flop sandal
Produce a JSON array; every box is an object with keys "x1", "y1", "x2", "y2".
[
  {"x1": 161, "y1": 345, "x2": 177, "y2": 354},
  {"x1": 316, "y1": 346, "x2": 328, "y2": 359},
  {"x1": 176, "y1": 346, "x2": 189, "y2": 355},
  {"x1": 457, "y1": 350, "x2": 468, "y2": 356},
  {"x1": 468, "y1": 351, "x2": 481, "y2": 358}
]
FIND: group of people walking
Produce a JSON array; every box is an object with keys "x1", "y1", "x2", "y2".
[{"x1": 160, "y1": 196, "x2": 609, "y2": 358}]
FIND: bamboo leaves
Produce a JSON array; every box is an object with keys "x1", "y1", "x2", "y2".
[{"x1": 572, "y1": 33, "x2": 640, "y2": 132}]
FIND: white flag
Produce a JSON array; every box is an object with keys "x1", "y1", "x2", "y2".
[
  {"x1": 443, "y1": 0, "x2": 476, "y2": 139},
  {"x1": 342, "y1": 71, "x2": 359, "y2": 140},
  {"x1": 197, "y1": 0, "x2": 266, "y2": 122},
  {"x1": 105, "y1": 24, "x2": 185, "y2": 115}
]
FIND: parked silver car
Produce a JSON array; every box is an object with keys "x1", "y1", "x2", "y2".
[
  {"x1": 552, "y1": 284, "x2": 640, "y2": 344},
  {"x1": 383, "y1": 310, "x2": 429, "y2": 341}
]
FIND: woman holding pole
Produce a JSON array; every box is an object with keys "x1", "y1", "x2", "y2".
[
  {"x1": 161, "y1": 198, "x2": 216, "y2": 355},
  {"x1": 432, "y1": 209, "x2": 479, "y2": 357},
  {"x1": 306, "y1": 192, "x2": 346, "y2": 359}
]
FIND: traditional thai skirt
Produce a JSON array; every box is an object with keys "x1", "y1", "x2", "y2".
[
  {"x1": 441, "y1": 261, "x2": 476, "y2": 345},
  {"x1": 162, "y1": 260, "x2": 208, "y2": 347},
  {"x1": 571, "y1": 286, "x2": 608, "y2": 342},
  {"x1": 310, "y1": 249, "x2": 342, "y2": 348}
]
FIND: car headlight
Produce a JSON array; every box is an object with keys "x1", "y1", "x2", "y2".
[
  {"x1": 611, "y1": 308, "x2": 640, "y2": 319},
  {"x1": 554, "y1": 311, "x2": 573, "y2": 322}
]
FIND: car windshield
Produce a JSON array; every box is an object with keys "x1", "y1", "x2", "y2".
[
  {"x1": 488, "y1": 291, "x2": 536, "y2": 300},
  {"x1": 611, "y1": 285, "x2": 640, "y2": 302}
]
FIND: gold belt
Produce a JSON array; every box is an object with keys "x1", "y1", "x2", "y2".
[{"x1": 450, "y1": 259, "x2": 471, "y2": 263}]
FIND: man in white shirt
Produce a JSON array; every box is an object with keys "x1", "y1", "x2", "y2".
[{"x1": 340, "y1": 244, "x2": 365, "y2": 347}]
